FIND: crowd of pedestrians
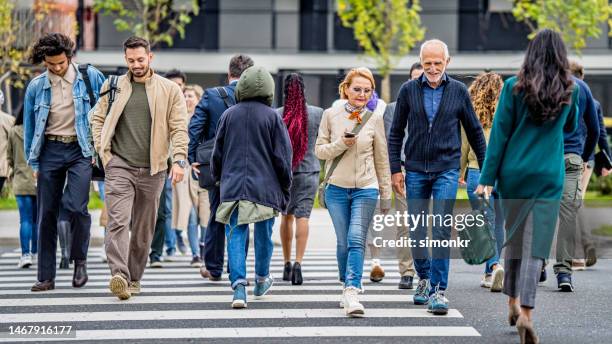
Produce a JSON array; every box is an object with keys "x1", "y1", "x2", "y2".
[{"x1": 0, "y1": 29, "x2": 608, "y2": 344}]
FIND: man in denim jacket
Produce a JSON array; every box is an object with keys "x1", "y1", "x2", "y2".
[{"x1": 23, "y1": 33, "x2": 105, "y2": 292}]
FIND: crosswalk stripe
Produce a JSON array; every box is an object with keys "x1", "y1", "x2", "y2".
[
  {"x1": 0, "y1": 326, "x2": 481, "y2": 341},
  {"x1": 0, "y1": 294, "x2": 413, "y2": 307},
  {"x1": 0, "y1": 308, "x2": 463, "y2": 322}
]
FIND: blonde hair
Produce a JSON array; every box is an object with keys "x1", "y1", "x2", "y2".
[
  {"x1": 184, "y1": 84, "x2": 204, "y2": 100},
  {"x1": 468, "y1": 72, "x2": 503, "y2": 129},
  {"x1": 338, "y1": 67, "x2": 376, "y2": 99}
]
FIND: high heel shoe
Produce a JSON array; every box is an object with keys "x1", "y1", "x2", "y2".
[
  {"x1": 508, "y1": 304, "x2": 521, "y2": 326},
  {"x1": 516, "y1": 315, "x2": 539, "y2": 344}
]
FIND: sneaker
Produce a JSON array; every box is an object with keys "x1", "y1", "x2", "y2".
[
  {"x1": 150, "y1": 257, "x2": 163, "y2": 268},
  {"x1": 254, "y1": 277, "x2": 274, "y2": 299},
  {"x1": 571, "y1": 259, "x2": 586, "y2": 271},
  {"x1": 342, "y1": 287, "x2": 365, "y2": 317},
  {"x1": 190, "y1": 256, "x2": 203, "y2": 268},
  {"x1": 413, "y1": 278, "x2": 430, "y2": 305},
  {"x1": 282, "y1": 262, "x2": 292, "y2": 281},
  {"x1": 109, "y1": 274, "x2": 131, "y2": 300},
  {"x1": 585, "y1": 246, "x2": 597, "y2": 267},
  {"x1": 369, "y1": 263, "x2": 385, "y2": 282},
  {"x1": 398, "y1": 275, "x2": 414, "y2": 289},
  {"x1": 539, "y1": 267, "x2": 547, "y2": 284},
  {"x1": 427, "y1": 286, "x2": 449, "y2": 315},
  {"x1": 557, "y1": 273, "x2": 574, "y2": 292},
  {"x1": 128, "y1": 281, "x2": 141, "y2": 294},
  {"x1": 490, "y1": 265, "x2": 504, "y2": 292},
  {"x1": 231, "y1": 284, "x2": 247, "y2": 309},
  {"x1": 17, "y1": 254, "x2": 32, "y2": 268},
  {"x1": 480, "y1": 274, "x2": 492, "y2": 288}
]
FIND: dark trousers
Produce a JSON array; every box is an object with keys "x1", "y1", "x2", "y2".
[
  {"x1": 150, "y1": 178, "x2": 171, "y2": 261},
  {"x1": 0, "y1": 176, "x2": 6, "y2": 193},
  {"x1": 37, "y1": 140, "x2": 92, "y2": 282},
  {"x1": 203, "y1": 186, "x2": 250, "y2": 277}
]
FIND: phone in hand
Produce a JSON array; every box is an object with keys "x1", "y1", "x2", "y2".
[{"x1": 344, "y1": 132, "x2": 356, "y2": 138}]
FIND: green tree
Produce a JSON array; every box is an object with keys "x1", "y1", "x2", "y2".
[
  {"x1": 93, "y1": 0, "x2": 200, "y2": 48},
  {"x1": 0, "y1": 0, "x2": 30, "y2": 88},
  {"x1": 512, "y1": 0, "x2": 612, "y2": 52},
  {"x1": 337, "y1": 0, "x2": 425, "y2": 102}
]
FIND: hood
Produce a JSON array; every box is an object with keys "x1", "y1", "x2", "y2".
[{"x1": 235, "y1": 66, "x2": 275, "y2": 106}]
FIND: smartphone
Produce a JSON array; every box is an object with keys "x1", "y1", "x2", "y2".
[{"x1": 344, "y1": 132, "x2": 356, "y2": 138}]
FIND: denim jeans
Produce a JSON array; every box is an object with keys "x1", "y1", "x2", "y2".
[
  {"x1": 405, "y1": 169, "x2": 459, "y2": 293},
  {"x1": 159, "y1": 179, "x2": 174, "y2": 255},
  {"x1": 187, "y1": 208, "x2": 199, "y2": 257},
  {"x1": 225, "y1": 209, "x2": 274, "y2": 289},
  {"x1": 325, "y1": 185, "x2": 379, "y2": 290},
  {"x1": 466, "y1": 168, "x2": 505, "y2": 274},
  {"x1": 16, "y1": 195, "x2": 37, "y2": 255}
]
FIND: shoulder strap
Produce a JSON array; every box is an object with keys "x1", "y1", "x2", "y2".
[
  {"x1": 78, "y1": 64, "x2": 96, "y2": 108},
  {"x1": 322, "y1": 110, "x2": 375, "y2": 183},
  {"x1": 216, "y1": 87, "x2": 235, "y2": 109},
  {"x1": 100, "y1": 75, "x2": 119, "y2": 115}
]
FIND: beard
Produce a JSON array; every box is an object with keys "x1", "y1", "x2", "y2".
[{"x1": 131, "y1": 66, "x2": 149, "y2": 77}]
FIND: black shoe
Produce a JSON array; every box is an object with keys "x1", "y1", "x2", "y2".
[
  {"x1": 398, "y1": 275, "x2": 414, "y2": 289},
  {"x1": 59, "y1": 257, "x2": 70, "y2": 270},
  {"x1": 72, "y1": 260, "x2": 88, "y2": 288},
  {"x1": 283, "y1": 262, "x2": 292, "y2": 281},
  {"x1": 557, "y1": 273, "x2": 574, "y2": 292},
  {"x1": 539, "y1": 267, "x2": 547, "y2": 283},
  {"x1": 31, "y1": 280, "x2": 55, "y2": 292},
  {"x1": 291, "y1": 262, "x2": 303, "y2": 285}
]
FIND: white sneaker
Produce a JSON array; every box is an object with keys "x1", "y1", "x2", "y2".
[
  {"x1": 480, "y1": 274, "x2": 492, "y2": 288},
  {"x1": 490, "y1": 265, "x2": 504, "y2": 292},
  {"x1": 17, "y1": 254, "x2": 32, "y2": 268},
  {"x1": 342, "y1": 287, "x2": 365, "y2": 317}
]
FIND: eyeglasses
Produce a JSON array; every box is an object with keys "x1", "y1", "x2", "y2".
[{"x1": 350, "y1": 87, "x2": 372, "y2": 95}]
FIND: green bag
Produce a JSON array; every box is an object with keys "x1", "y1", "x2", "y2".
[{"x1": 458, "y1": 197, "x2": 497, "y2": 265}]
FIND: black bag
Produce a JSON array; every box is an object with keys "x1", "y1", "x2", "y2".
[
  {"x1": 196, "y1": 87, "x2": 235, "y2": 189},
  {"x1": 82, "y1": 66, "x2": 118, "y2": 181},
  {"x1": 594, "y1": 150, "x2": 612, "y2": 176}
]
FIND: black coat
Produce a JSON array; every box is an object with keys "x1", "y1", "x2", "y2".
[{"x1": 211, "y1": 101, "x2": 293, "y2": 212}]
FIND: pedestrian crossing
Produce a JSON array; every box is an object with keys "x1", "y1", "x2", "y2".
[{"x1": 0, "y1": 248, "x2": 481, "y2": 342}]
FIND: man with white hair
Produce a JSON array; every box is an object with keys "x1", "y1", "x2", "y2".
[{"x1": 388, "y1": 39, "x2": 487, "y2": 315}]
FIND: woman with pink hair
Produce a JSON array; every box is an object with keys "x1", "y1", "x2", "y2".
[{"x1": 277, "y1": 73, "x2": 323, "y2": 285}]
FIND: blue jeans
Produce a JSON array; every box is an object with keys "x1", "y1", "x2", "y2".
[
  {"x1": 187, "y1": 208, "x2": 199, "y2": 257},
  {"x1": 16, "y1": 195, "x2": 37, "y2": 255},
  {"x1": 466, "y1": 168, "x2": 505, "y2": 274},
  {"x1": 225, "y1": 209, "x2": 275, "y2": 289},
  {"x1": 405, "y1": 169, "x2": 459, "y2": 293},
  {"x1": 97, "y1": 181, "x2": 105, "y2": 201},
  {"x1": 159, "y1": 179, "x2": 174, "y2": 255},
  {"x1": 325, "y1": 185, "x2": 379, "y2": 290}
]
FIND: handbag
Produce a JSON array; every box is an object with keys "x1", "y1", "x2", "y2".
[
  {"x1": 318, "y1": 110, "x2": 373, "y2": 209},
  {"x1": 458, "y1": 196, "x2": 497, "y2": 265}
]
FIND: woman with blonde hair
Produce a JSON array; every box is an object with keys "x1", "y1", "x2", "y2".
[
  {"x1": 459, "y1": 72, "x2": 505, "y2": 291},
  {"x1": 315, "y1": 67, "x2": 391, "y2": 317},
  {"x1": 172, "y1": 84, "x2": 209, "y2": 267}
]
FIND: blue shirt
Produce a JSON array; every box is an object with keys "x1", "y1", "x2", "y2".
[
  {"x1": 421, "y1": 73, "x2": 447, "y2": 123},
  {"x1": 563, "y1": 77, "x2": 599, "y2": 161}
]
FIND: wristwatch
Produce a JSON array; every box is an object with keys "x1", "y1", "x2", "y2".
[{"x1": 174, "y1": 160, "x2": 187, "y2": 168}]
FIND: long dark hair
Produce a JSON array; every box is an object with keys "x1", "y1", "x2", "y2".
[
  {"x1": 514, "y1": 29, "x2": 574, "y2": 125},
  {"x1": 282, "y1": 73, "x2": 308, "y2": 170}
]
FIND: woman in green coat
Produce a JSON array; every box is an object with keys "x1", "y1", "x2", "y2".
[{"x1": 476, "y1": 29, "x2": 579, "y2": 344}]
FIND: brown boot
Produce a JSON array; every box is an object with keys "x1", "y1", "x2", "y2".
[{"x1": 31, "y1": 280, "x2": 55, "y2": 292}]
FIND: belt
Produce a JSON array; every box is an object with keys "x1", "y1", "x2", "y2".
[{"x1": 46, "y1": 135, "x2": 78, "y2": 143}]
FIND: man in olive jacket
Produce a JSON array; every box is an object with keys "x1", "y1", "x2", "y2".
[{"x1": 90, "y1": 36, "x2": 189, "y2": 300}]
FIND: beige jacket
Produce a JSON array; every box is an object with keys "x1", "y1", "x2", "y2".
[
  {"x1": 90, "y1": 70, "x2": 188, "y2": 175},
  {"x1": 0, "y1": 111, "x2": 15, "y2": 177},
  {"x1": 460, "y1": 126, "x2": 491, "y2": 179},
  {"x1": 315, "y1": 104, "x2": 392, "y2": 206}
]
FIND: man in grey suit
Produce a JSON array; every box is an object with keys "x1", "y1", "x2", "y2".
[{"x1": 382, "y1": 62, "x2": 423, "y2": 289}]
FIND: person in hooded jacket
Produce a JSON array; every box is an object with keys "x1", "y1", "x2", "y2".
[{"x1": 211, "y1": 65, "x2": 293, "y2": 309}]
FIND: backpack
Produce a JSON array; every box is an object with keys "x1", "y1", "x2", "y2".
[
  {"x1": 80, "y1": 64, "x2": 119, "y2": 181},
  {"x1": 195, "y1": 86, "x2": 235, "y2": 189}
]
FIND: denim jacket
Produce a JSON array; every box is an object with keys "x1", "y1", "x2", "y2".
[{"x1": 24, "y1": 64, "x2": 105, "y2": 171}]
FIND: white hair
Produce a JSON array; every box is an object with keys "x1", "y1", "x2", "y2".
[{"x1": 419, "y1": 39, "x2": 450, "y2": 60}]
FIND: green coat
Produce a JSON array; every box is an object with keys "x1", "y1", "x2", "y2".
[
  {"x1": 479, "y1": 76, "x2": 579, "y2": 258},
  {"x1": 7, "y1": 125, "x2": 36, "y2": 196}
]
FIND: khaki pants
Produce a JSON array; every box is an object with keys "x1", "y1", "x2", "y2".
[{"x1": 104, "y1": 156, "x2": 166, "y2": 282}]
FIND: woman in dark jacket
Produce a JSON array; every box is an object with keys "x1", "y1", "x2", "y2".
[
  {"x1": 211, "y1": 65, "x2": 293, "y2": 309},
  {"x1": 277, "y1": 73, "x2": 323, "y2": 286}
]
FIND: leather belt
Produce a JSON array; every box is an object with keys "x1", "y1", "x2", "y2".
[{"x1": 46, "y1": 135, "x2": 78, "y2": 143}]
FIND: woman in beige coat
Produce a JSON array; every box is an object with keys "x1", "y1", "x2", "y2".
[{"x1": 172, "y1": 85, "x2": 209, "y2": 267}]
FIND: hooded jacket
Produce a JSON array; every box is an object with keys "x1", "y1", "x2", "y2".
[{"x1": 211, "y1": 66, "x2": 293, "y2": 212}]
